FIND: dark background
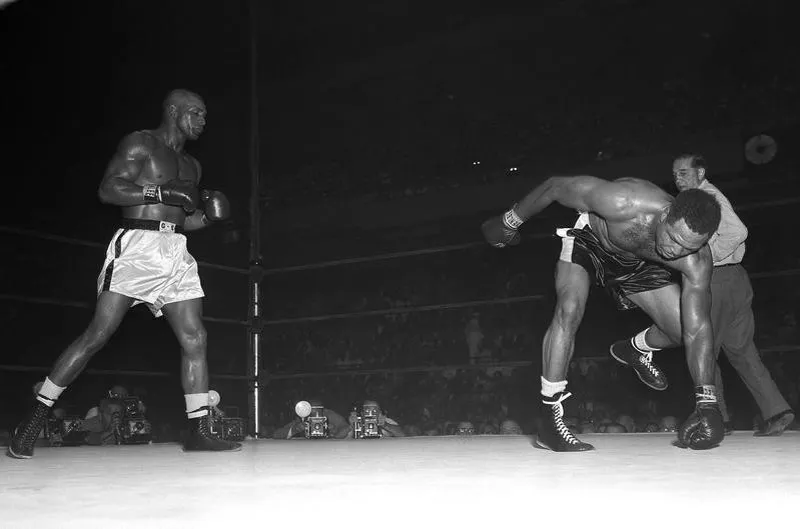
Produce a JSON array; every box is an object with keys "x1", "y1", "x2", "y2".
[{"x1": 1, "y1": 0, "x2": 798, "y2": 432}]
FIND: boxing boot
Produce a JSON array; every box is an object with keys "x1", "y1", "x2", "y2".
[
  {"x1": 7, "y1": 401, "x2": 51, "y2": 459},
  {"x1": 535, "y1": 391, "x2": 594, "y2": 452},
  {"x1": 609, "y1": 339, "x2": 668, "y2": 391},
  {"x1": 184, "y1": 410, "x2": 242, "y2": 452}
]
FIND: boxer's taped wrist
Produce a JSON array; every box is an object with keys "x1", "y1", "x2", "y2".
[
  {"x1": 143, "y1": 184, "x2": 162, "y2": 204},
  {"x1": 502, "y1": 207, "x2": 524, "y2": 230},
  {"x1": 695, "y1": 385, "x2": 717, "y2": 404}
]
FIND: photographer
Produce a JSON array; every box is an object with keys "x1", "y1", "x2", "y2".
[
  {"x1": 272, "y1": 400, "x2": 350, "y2": 439},
  {"x1": 349, "y1": 400, "x2": 405, "y2": 439},
  {"x1": 82, "y1": 385, "x2": 147, "y2": 445}
]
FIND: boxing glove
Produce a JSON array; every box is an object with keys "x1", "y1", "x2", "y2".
[
  {"x1": 482, "y1": 207, "x2": 524, "y2": 248},
  {"x1": 200, "y1": 190, "x2": 231, "y2": 222},
  {"x1": 143, "y1": 180, "x2": 199, "y2": 213},
  {"x1": 676, "y1": 385, "x2": 725, "y2": 450}
]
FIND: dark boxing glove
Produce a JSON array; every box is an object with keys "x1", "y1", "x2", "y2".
[
  {"x1": 676, "y1": 385, "x2": 725, "y2": 450},
  {"x1": 481, "y1": 207, "x2": 524, "y2": 248},
  {"x1": 200, "y1": 190, "x2": 231, "y2": 222},
  {"x1": 143, "y1": 181, "x2": 199, "y2": 213}
]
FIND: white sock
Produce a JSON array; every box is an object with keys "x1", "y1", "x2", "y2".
[
  {"x1": 184, "y1": 393, "x2": 209, "y2": 419},
  {"x1": 633, "y1": 329, "x2": 661, "y2": 353},
  {"x1": 541, "y1": 376, "x2": 567, "y2": 398},
  {"x1": 36, "y1": 377, "x2": 66, "y2": 407}
]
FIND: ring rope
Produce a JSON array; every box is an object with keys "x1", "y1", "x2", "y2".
[
  {"x1": 3, "y1": 196, "x2": 798, "y2": 278},
  {"x1": 0, "y1": 225, "x2": 248, "y2": 276},
  {"x1": 0, "y1": 293, "x2": 248, "y2": 326},
  {"x1": 0, "y1": 363, "x2": 249, "y2": 380},
  {"x1": 3, "y1": 342, "x2": 798, "y2": 381},
  {"x1": 3, "y1": 269, "x2": 800, "y2": 325}
]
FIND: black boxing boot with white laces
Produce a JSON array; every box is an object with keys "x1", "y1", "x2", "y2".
[
  {"x1": 609, "y1": 336, "x2": 668, "y2": 391},
  {"x1": 535, "y1": 391, "x2": 594, "y2": 452},
  {"x1": 7, "y1": 400, "x2": 51, "y2": 459}
]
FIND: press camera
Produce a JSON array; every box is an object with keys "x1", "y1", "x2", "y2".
[
  {"x1": 46, "y1": 415, "x2": 86, "y2": 447},
  {"x1": 108, "y1": 395, "x2": 152, "y2": 444},
  {"x1": 303, "y1": 404, "x2": 329, "y2": 439},
  {"x1": 209, "y1": 405, "x2": 246, "y2": 442},
  {"x1": 351, "y1": 402, "x2": 382, "y2": 439}
]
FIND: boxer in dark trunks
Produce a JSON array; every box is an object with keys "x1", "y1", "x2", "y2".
[
  {"x1": 482, "y1": 175, "x2": 723, "y2": 451},
  {"x1": 8, "y1": 89, "x2": 240, "y2": 458}
]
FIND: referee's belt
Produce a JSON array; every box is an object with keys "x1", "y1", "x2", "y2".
[{"x1": 121, "y1": 218, "x2": 184, "y2": 234}]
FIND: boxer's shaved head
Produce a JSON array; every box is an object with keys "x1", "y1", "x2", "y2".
[
  {"x1": 163, "y1": 89, "x2": 204, "y2": 115},
  {"x1": 162, "y1": 89, "x2": 206, "y2": 140}
]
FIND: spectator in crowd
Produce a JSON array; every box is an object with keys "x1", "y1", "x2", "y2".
[
  {"x1": 659, "y1": 416, "x2": 678, "y2": 433},
  {"x1": 616, "y1": 414, "x2": 635, "y2": 434},
  {"x1": 579, "y1": 421, "x2": 597, "y2": 434},
  {"x1": 465, "y1": 313, "x2": 490, "y2": 364},
  {"x1": 403, "y1": 424, "x2": 422, "y2": 437},
  {"x1": 602, "y1": 423, "x2": 627, "y2": 433}
]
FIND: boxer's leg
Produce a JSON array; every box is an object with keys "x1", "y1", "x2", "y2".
[
  {"x1": 628, "y1": 284, "x2": 715, "y2": 386},
  {"x1": 50, "y1": 292, "x2": 133, "y2": 385},
  {"x1": 543, "y1": 261, "x2": 591, "y2": 380},
  {"x1": 609, "y1": 285, "x2": 680, "y2": 391},
  {"x1": 163, "y1": 298, "x2": 240, "y2": 451},
  {"x1": 535, "y1": 261, "x2": 594, "y2": 452},
  {"x1": 641, "y1": 324, "x2": 679, "y2": 349},
  {"x1": 7, "y1": 292, "x2": 132, "y2": 459},
  {"x1": 163, "y1": 298, "x2": 209, "y2": 396}
]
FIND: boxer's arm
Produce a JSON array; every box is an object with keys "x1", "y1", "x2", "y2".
[
  {"x1": 513, "y1": 176, "x2": 636, "y2": 221},
  {"x1": 97, "y1": 132, "x2": 154, "y2": 206},
  {"x1": 183, "y1": 161, "x2": 208, "y2": 230},
  {"x1": 676, "y1": 247, "x2": 715, "y2": 386}
]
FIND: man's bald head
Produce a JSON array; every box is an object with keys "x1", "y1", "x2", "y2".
[
  {"x1": 163, "y1": 89, "x2": 203, "y2": 114},
  {"x1": 162, "y1": 89, "x2": 206, "y2": 140}
]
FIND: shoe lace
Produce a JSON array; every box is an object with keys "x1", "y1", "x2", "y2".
[
  {"x1": 638, "y1": 351, "x2": 661, "y2": 378},
  {"x1": 18, "y1": 403, "x2": 50, "y2": 446},
  {"x1": 549, "y1": 392, "x2": 579, "y2": 445}
]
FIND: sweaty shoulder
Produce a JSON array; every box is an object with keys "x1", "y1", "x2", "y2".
[
  {"x1": 613, "y1": 177, "x2": 671, "y2": 206},
  {"x1": 613, "y1": 177, "x2": 664, "y2": 193},
  {"x1": 116, "y1": 131, "x2": 157, "y2": 160}
]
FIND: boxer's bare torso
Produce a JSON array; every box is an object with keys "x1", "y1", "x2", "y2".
[
  {"x1": 585, "y1": 178, "x2": 704, "y2": 273},
  {"x1": 116, "y1": 130, "x2": 201, "y2": 224}
]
